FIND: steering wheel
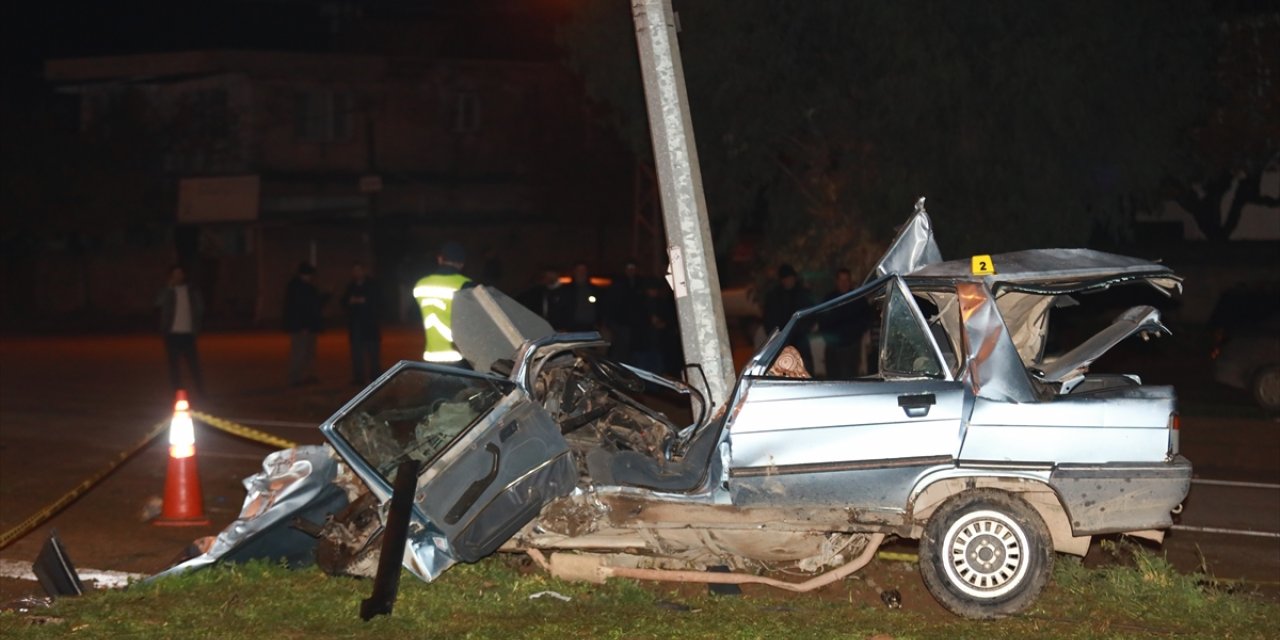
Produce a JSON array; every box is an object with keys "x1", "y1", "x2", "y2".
[{"x1": 587, "y1": 355, "x2": 645, "y2": 393}]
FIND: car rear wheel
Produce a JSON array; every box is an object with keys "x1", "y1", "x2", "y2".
[
  {"x1": 1251, "y1": 365, "x2": 1280, "y2": 413},
  {"x1": 918, "y1": 489, "x2": 1054, "y2": 619}
]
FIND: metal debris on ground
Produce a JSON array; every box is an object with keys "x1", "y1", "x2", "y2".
[
  {"x1": 528, "y1": 590, "x2": 572, "y2": 602},
  {"x1": 880, "y1": 589, "x2": 903, "y2": 609},
  {"x1": 0, "y1": 596, "x2": 52, "y2": 614}
]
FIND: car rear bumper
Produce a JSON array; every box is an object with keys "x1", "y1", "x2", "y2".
[{"x1": 1049, "y1": 455, "x2": 1192, "y2": 536}]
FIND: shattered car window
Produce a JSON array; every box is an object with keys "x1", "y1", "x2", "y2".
[
  {"x1": 881, "y1": 284, "x2": 944, "y2": 379},
  {"x1": 331, "y1": 367, "x2": 511, "y2": 483}
]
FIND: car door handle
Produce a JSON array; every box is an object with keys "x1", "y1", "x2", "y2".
[
  {"x1": 898, "y1": 393, "x2": 936, "y2": 418},
  {"x1": 444, "y1": 442, "x2": 500, "y2": 526}
]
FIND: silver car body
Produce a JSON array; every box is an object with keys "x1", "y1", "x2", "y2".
[
  {"x1": 311, "y1": 205, "x2": 1190, "y2": 589},
  {"x1": 147, "y1": 211, "x2": 1152, "y2": 626}
]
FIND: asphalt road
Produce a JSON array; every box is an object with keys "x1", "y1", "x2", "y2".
[{"x1": 0, "y1": 329, "x2": 1276, "y2": 602}]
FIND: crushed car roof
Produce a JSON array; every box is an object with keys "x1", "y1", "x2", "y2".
[
  {"x1": 909, "y1": 249, "x2": 1177, "y2": 286},
  {"x1": 867, "y1": 199, "x2": 1181, "y2": 295}
]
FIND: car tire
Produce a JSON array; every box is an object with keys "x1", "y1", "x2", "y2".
[
  {"x1": 1251, "y1": 365, "x2": 1280, "y2": 413},
  {"x1": 918, "y1": 489, "x2": 1054, "y2": 619}
]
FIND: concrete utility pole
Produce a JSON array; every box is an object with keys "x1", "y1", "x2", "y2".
[{"x1": 631, "y1": 0, "x2": 735, "y2": 408}]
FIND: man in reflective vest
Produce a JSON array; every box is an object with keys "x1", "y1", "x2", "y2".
[{"x1": 414, "y1": 241, "x2": 473, "y2": 364}]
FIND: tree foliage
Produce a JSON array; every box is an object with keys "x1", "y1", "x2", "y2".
[
  {"x1": 560, "y1": 1, "x2": 1216, "y2": 276},
  {"x1": 1168, "y1": 12, "x2": 1279, "y2": 241}
]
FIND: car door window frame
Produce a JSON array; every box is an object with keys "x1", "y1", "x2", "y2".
[
  {"x1": 747, "y1": 275, "x2": 952, "y2": 382},
  {"x1": 879, "y1": 279, "x2": 949, "y2": 380},
  {"x1": 321, "y1": 361, "x2": 516, "y2": 497}
]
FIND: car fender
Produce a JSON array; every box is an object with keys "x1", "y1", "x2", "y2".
[{"x1": 906, "y1": 470, "x2": 1091, "y2": 557}]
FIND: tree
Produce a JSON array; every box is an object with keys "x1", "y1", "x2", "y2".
[
  {"x1": 560, "y1": 1, "x2": 1215, "y2": 277},
  {"x1": 1168, "y1": 12, "x2": 1279, "y2": 241}
]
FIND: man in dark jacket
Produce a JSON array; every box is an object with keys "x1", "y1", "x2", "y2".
[
  {"x1": 550, "y1": 261, "x2": 604, "y2": 333},
  {"x1": 607, "y1": 259, "x2": 646, "y2": 364},
  {"x1": 762, "y1": 263, "x2": 816, "y2": 372},
  {"x1": 156, "y1": 265, "x2": 205, "y2": 395},
  {"x1": 819, "y1": 267, "x2": 871, "y2": 378},
  {"x1": 284, "y1": 262, "x2": 324, "y2": 385},
  {"x1": 516, "y1": 266, "x2": 562, "y2": 321},
  {"x1": 342, "y1": 262, "x2": 381, "y2": 385}
]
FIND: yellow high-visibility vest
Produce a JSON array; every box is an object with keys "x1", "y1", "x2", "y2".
[{"x1": 413, "y1": 272, "x2": 471, "y2": 363}]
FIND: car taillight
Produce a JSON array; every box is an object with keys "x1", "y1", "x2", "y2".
[
  {"x1": 1168, "y1": 412, "x2": 1180, "y2": 456},
  {"x1": 1170, "y1": 412, "x2": 1180, "y2": 431}
]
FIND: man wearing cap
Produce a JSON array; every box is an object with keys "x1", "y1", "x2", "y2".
[{"x1": 413, "y1": 242, "x2": 473, "y2": 365}]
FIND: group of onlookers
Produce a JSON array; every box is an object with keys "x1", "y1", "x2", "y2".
[
  {"x1": 156, "y1": 249, "x2": 873, "y2": 398},
  {"x1": 153, "y1": 248, "x2": 688, "y2": 397}
]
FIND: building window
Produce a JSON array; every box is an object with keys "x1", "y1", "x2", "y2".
[
  {"x1": 164, "y1": 88, "x2": 235, "y2": 173},
  {"x1": 295, "y1": 89, "x2": 354, "y2": 142},
  {"x1": 454, "y1": 92, "x2": 480, "y2": 133}
]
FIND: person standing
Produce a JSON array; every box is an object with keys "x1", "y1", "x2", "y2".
[
  {"x1": 413, "y1": 242, "x2": 473, "y2": 365},
  {"x1": 819, "y1": 267, "x2": 870, "y2": 378},
  {"x1": 341, "y1": 262, "x2": 382, "y2": 385},
  {"x1": 516, "y1": 266, "x2": 563, "y2": 321},
  {"x1": 550, "y1": 261, "x2": 604, "y2": 333},
  {"x1": 762, "y1": 263, "x2": 816, "y2": 372},
  {"x1": 633, "y1": 276, "x2": 678, "y2": 375},
  {"x1": 607, "y1": 259, "x2": 646, "y2": 364},
  {"x1": 156, "y1": 265, "x2": 205, "y2": 396},
  {"x1": 284, "y1": 262, "x2": 324, "y2": 386}
]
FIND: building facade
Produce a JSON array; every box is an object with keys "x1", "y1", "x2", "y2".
[{"x1": 38, "y1": 49, "x2": 632, "y2": 327}]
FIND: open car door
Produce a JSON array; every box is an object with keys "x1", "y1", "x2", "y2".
[{"x1": 321, "y1": 361, "x2": 577, "y2": 579}]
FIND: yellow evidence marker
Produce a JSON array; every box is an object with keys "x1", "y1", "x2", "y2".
[{"x1": 971, "y1": 254, "x2": 996, "y2": 276}]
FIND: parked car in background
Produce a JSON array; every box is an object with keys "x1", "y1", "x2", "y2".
[
  {"x1": 1213, "y1": 312, "x2": 1280, "y2": 413},
  {"x1": 159, "y1": 201, "x2": 1192, "y2": 620}
]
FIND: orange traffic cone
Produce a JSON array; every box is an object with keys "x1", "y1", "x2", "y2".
[{"x1": 153, "y1": 389, "x2": 210, "y2": 527}]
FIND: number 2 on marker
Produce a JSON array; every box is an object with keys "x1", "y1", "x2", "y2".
[{"x1": 971, "y1": 255, "x2": 995, "y2": 275}]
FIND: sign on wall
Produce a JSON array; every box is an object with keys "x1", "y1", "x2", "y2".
[{"x1": 177, "y1": 175, "x2": 261, "y2": 223}]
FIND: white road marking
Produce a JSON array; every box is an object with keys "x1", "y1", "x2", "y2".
[
  {"x1": 0, "y1": 559, "x2": 145, "y2": 589},
  {"x1": 1171, "y1": 524, "x2": 1280, "y2": 538},
  {"x1": 1191, "y1": 479, "x2": 1280, "y2": 490}
]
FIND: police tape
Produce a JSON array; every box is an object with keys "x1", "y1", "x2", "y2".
[
  {"x1": 191, "y1": 411, "x2": 299, "y2": 450},
  {"x1": 0, "y1": 420, "x2": 169, "y2": 550},
  {"x1": 0, "y1": 413, "x2": 300, "y2": 550}
]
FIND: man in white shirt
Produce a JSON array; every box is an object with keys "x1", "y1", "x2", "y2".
[{"x1": 156, "y1": 265, "x2": 205, "y2": 395}]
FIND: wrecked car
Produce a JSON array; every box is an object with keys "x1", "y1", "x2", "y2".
[{"x1": 162, "y1": 201, "x2": 1191, "y2": 620}]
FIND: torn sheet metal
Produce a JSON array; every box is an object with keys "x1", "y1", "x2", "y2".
[
  {"x1": 869, "y1": 198, "x2": 942, "y2": 280},
  {"x1": 150, "y1": 446, "x2": 348, "y2": 580},
  {"x1": 993, "y1": 291, "x2": 1058, "y2": 366},
  {"x1": 956, "y1": 281, "x2": 1037, "y2": 403}
]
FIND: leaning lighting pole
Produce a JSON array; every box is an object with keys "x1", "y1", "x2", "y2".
[{"x1": 631, "y1": 0, "x2": 735, "y2": 408}]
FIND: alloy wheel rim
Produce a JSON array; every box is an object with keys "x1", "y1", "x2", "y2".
[{"x1": 942, "y1": 509, "x2": 1030, "y2": 599}]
